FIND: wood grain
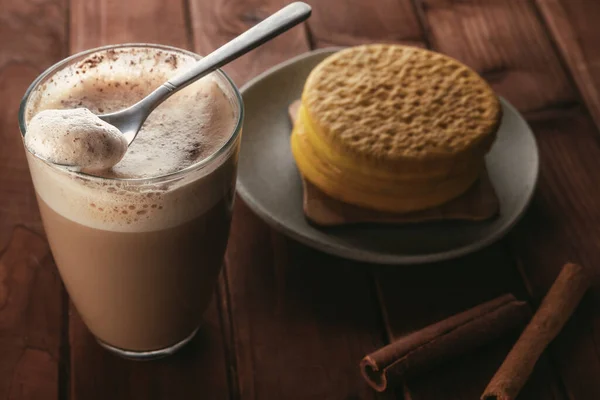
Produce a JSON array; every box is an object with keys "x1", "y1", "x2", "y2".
[
  {"x1": 376, "y1": 246, "x2": 525, "y2": 342},
  {"x1": 301, "y1": 1, "x2": 564, "y2": 398},
  {"x1": 0, "y1": 0, "x2": 67, "y2": 249},
  {"x1": 3, "y1": 1, "x2": 600, "y2": 400},
  {"x1": 0, "y1": 0, "x2": 67, "y2": 399},
  {"x1": 224, "y1": 201, "x2": 391, "y2": 399},
  {"x1": 376, "y1": 245, "x2": 565, "y2": 399},
  {"x1": 298, "y1": 0, "x2": 590, "y2": 397},
  {"x1": 306, "y1": 0, "x2": 424, "y2": 48},
  {"x1": 415, "y1": 0, "x2": 575, "y2": 114},
  {"x1": 509, "y1": 112, "x2": 600, "y2": 400},
  {"x1": 406, "y1": 1, "x2": 600, "y2": 398},
  {"x1": 304, "y1": 0, "x2": 569, "y2": 398},
  {"x1": 404, "y1": 339, "x2": 564, "y2": 400},
  {"x1": 188, "y1": 0, "x2": 310, "y2": 84},
  {"x1": 0, "y1": 228, "x2": 63, "y2": 400},
  {"x1": 188, "y1": 1, "x2": 392, "y2": 398},
  {"x1": 414, "y1": 1, "x2": 600, "y2": 398},
  {"x1": 69, "y1": 298, "x2": 231, "y2": 400},
  {"x1": 67, "y1": 1, "x2": 231, "y2": 399},
  {"x1": 535, "y1": 0, "x2": 600, "y2": 131},
  {"x1": 190, "y1": 0, "x2": 396, "y2": 399},
  {"x1": 70, "y1": 0, "x2": 190, "y2": 50}
]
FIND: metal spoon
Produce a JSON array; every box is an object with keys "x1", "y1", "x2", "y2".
[{"x1": 36, "y1": 2, "x2": 311, "y2": 168}]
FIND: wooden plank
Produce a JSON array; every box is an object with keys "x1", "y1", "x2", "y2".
[
  {"x1": 376, "y1": 246, "x2": 526, "y2": 341},
  {"x1": 535, "y1": 0, "x2": 600, "y2": 131},
  {"x1": 0, "y1": 228, "x2": 63, "y2": 400},
  {"x1": 336, "y1": 1, "x2": 574, "y2": 399},
  {"x1": 413, "y1": 1, "x2": 600, "y2": 398},
  {"x1": 67, "y1": 1, "x2": 231, "y2": 399},
  {"x1": 69, "y1": 297, "x2": 231, "y2": 399},
  {"x1": 70, "y1": 0, "x2": 189, "y2": 50},
  {"x1": 0, "y1": 0, "x2": 68, "y2": 399},
  {"x1": 188, "y1": 0, "x2": 311, "y2": 85},
  {"x1": 305, "y1": 0, "x2": 566, "y2": 398},
  {"x1": 404, "y1": 340, "x2": 564, "y2": 400},
  {"x1": 508, "y1": 112, "x2": 600, "y2": 400},
  {"x1": 415, "y1": 0, "x2": 575, "y2": 114},
  {"x1": 301, "y1": 1, "x2": 564, "y2": 398},
  {"x1": 306, "y1": 0, "x2": 424, "y2": 48},
  {"x1": 400, "y1": 1, "x2": 600, "y2": 398},
  {"x1": 187, "y1": 1, "x2": 393, "y2": 397},
  {"x1": 0, "y1": 0, "x2": 67, "y2": 251},
  {"x1": 377, "y1": 245, "x2": 565, "y2": 399},
  {"x1": 225, "y1": 201, "x2": 390, "y2": 399}
]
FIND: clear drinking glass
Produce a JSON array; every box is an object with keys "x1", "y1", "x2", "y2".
[{"x1": 18, "y1": 44, "x2": 243, "y2": 360}]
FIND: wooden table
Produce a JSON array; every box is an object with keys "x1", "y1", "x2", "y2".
[{"x1": 2, "y1": 0, "x2": 600, "y2": 398}]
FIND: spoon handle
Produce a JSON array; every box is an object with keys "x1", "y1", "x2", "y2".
[{"x1": 166, "y1": 2, "x2": 311, "y2": 90}]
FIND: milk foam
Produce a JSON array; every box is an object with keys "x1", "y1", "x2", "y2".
[
  {"x1": 105, "y1": 75, "x2": 235, "y2": 179},
  {"x1": 25, "y1": 108, "x2": 128, "y2": 170},
  {"x1": 24, "y1": 47, "x2": 240, "y2": 232}
]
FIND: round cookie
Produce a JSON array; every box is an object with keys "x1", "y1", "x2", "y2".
[
  {"x1": 291, "y1": 106, "x2": 482, "y2": 212},
  {"x1": 291, "y1": 44, "x2": 501, "y2": 213},
  {"x1": 301, "y1": 44, "x2": 501, "y2": 178}
]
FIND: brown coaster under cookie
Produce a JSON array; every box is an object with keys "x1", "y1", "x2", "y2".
[{"x1": 288, "y1": 100, "x2": 500, "y2": 227}]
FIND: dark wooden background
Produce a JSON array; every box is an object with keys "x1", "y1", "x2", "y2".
[{"x1": 2, "y1": 0, "x2": 600, "y2": 399}]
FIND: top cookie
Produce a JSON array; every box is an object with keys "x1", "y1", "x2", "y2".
[{"x1": 301, "y1": 44, "x2": 501, "y2": 176}]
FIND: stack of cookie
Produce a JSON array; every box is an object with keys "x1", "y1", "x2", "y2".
[{"x1": 291, "y1": 44, "x2": 501, "y2": 214}]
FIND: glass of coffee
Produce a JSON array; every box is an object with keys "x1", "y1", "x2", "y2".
[{"x1": 18, "y1": 44, "x2": 243, "y2": 360}]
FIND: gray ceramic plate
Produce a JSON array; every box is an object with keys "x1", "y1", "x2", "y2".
[{"x1": 237, "y1": 49, "x2": 539, "y2": 265}]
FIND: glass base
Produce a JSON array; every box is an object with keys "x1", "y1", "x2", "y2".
[{"x1": 96, "y1": 326, "x2": 200, "y2": 361}]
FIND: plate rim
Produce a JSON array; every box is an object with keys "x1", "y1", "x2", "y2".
[{"x1": 237, "y1": 48, "x2": 540, "y2": 265}]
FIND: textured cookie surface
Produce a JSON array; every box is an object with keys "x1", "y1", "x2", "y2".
[
  {"x1": 291, "y1": 109, "x2": 481, "y2": 213},
  {"x1": 302, "y1": 45, "x2": 501, "y2": 169},
  {"x1": 288, "y1": 101, "x2": 499, "y2": 223}
]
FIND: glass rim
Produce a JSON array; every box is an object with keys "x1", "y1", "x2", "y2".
[{"x1": 18, "y1": 43, "x2": 244, "y2": 184}]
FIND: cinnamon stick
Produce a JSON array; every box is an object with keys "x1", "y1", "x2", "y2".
[
  {"x1": 482, "y1": 262, "x2": 592, "y2": 400},
  {"x1": 360, "y1": 294, "x2": 531, "y2": 392}
]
